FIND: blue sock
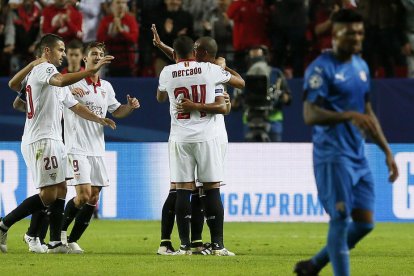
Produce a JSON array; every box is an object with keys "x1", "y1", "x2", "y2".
[
  {"x1": 327, "y1": 219, "x2": 350, "y2": 276},
  {"x1": 312, "y1": 221, "x2": 374, "y2": 269}
]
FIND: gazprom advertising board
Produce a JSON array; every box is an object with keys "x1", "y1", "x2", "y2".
[{"x1": 0, "y1": 142, "x2": 413, "y2": 222}]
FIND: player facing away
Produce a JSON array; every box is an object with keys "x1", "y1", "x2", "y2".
[
  {"x1": 157, "y1": 35, "x2": 244, "y2": 256},
  {"x1": 60, "y1": 41, "x2": 140, "y2": 253},
  {"x1": 294, "y1": 10, "x2": 399, "y2": 276},
  {"x1": 152, "y1": 25, "x2": 235, "y2": 255},
  {"x1": 0, "y1": 33, "x2": 116, "y2": 254}
]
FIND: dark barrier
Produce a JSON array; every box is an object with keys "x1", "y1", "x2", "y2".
[{"x1": 0, "y1": 77, "x2": 413, "y2": 142}]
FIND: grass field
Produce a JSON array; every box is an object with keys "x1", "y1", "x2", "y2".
[{"x1": 0, "y1": 220, "x2": 413, "y2": 275}]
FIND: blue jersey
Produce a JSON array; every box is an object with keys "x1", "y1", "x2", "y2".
[{"x1": 303, "y1": 51, "x2": 370, "y2": 166}]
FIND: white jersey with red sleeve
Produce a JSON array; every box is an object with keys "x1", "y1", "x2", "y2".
[
  {"x1": 22, "y1": 62, "x2": 78, "y2": 145},
  {"x1": 63, "y1": 77, "x2": 121, "y2": 157},
  {"x1": 158, "y1": 60, "x2": 231, "y2": 143}
]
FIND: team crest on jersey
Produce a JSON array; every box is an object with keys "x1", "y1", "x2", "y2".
[
  {"x1": 309, "y1": 74, "x2": 323, "y2": 89},
  {"x1": 49, "y1": 173, "x2": 57, "y2": 181},
  {"x1": 46, "y1": 67, "x2": 54, "y2": 74},
  {"x1": 359, "y1": 71, "x2": 367, "y2": 82}
]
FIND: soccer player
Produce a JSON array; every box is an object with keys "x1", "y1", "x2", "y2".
[
  {"x1": 294, "y1": 9, "x2": 399, "y2": 276},
  {"x1": 60, "y1": 41, "x2": 140, "y2": 254},
  {"x1": 157, "y1": 35, "x2": 244, "y2": 256},
  {"x1": 152, "y1": 25, "x2": 235, "y2": 255},
  {"x1": 0, "y1": 33, "x2": 116, "y2": 254}
]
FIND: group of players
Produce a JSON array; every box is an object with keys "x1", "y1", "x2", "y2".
[{"x1": 0, "y1": 7, "x2": 401, "y2": 275}]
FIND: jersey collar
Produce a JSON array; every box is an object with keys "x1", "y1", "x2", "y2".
[
  {"x1": 177, "y1": 58, "x2": 196, "y2": 63},
  {"x1": 85, "y1": 76, "x2": 101, "y2": 87}
]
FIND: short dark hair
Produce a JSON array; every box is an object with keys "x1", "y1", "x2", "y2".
[
  {"x1": 331, "y1": 9, "x2": 363, "y2": 24},
  {"x1": 39, "y1": 34, "x2": 64, "y2": 53},
  {"x1": 33, "y1": 42, "x2": 41, "y2": 58},
  {"x1": 67, "y1": 39, "x2": 84, "y2": 51},
  {"x1": 84, "y1": 41, "x2": 106, "y2": 56},
  {"x1": 196, "y1": 37, "x2": 218, "y2": 57},
  {"x1": 173, "y1": 36, "x2": 194, "y2": 59}
]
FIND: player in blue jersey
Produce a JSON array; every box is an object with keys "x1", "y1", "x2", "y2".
[{"x1": 294, "y1": 9, "x2": 399, "y2": 276}]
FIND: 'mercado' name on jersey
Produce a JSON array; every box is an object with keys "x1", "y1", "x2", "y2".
[
  {"x1": 158, "y1": 60, "x2": 231, "y2": 142},
  {"x1": 64, "y1": 77, "x2": 121, "y2": 156},
  {"x1": 304, "y1": 51, "x2": 370, "y2": 166},
  {"x1": 22, "y1": 62, "x2": 78, "y2": 145}
]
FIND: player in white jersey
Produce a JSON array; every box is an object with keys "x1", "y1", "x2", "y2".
[
  {"x1": 152, "y1": 27, "x2": 237, "y2": 255},
  {"x1": 156, "y1": 35, "x2": 244, "y2": 256},
  {"x1": 0, "y1": 34, "x2": 116, "y2": 254},
  {"x1": 60, "y1": 42, "x2": 140, "y2": 253}
]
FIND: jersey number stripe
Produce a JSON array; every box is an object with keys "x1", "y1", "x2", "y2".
[
  {"x1": 26, "y1": 85, "x2": 35, "y2": 119},
  {"x1": 174, "y1": 84, "x2": 207, "y2": 119}
]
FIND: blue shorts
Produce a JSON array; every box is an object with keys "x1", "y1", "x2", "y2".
[{"x1": 314, "y1": 162, "x2": 375, "y2": 220}]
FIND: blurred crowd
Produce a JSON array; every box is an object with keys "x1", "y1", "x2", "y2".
[{"x1": 0, "y1": 0, "x2": 413, "y2": 78}]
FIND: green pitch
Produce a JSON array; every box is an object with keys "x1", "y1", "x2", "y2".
[{"x1": 0, "y1": 220, "x2": 413, "y2": 275}]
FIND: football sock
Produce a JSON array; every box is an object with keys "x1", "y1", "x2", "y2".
[
  {"x1": 49, "y1": 198, "x2": 65, "y2": 242},
  {"x1": 38, "y1": 212, "x2": 50, "y2": 244},
  {"x1": 191, "y1": 190, "x2": 204, "y2": 243},
  {"x1": 327, "y1": 218, "x2": 350, "y2": 276},
  {"x1": 68, "y1": 203, "x2": 95, "y2": 243},
  {"x1": 26, "y1": 209, "x2": 47, "y2": 237},
  {"x1": 161, "y1": 189, "x2": 177, "y2": 241},
  {"x1": 312, "y1": 221, "x2": 374, "y2": 269},
  {"x1": 175, "y1": 189, "x2": 192, "y2": 247},
  {"x1": 62, "y1": 197, "x2": 80, "y2": 231},
  {"x1": 204, "y1": 188, "x2": 224, "y2": 248},
  {"x1": 1, "y1": 194, "x2": 46, "y2": 230}
]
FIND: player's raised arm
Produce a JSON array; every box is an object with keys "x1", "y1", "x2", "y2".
[
  {"x1": 112, "y1": 94, "x2": 140, "y2": 118},
  {"x1": 151, "y1": 24, "x2": 174, "y2": 61},
  {"x1": 49, "y1": 55, "x2": 114, "y2": 87},
  {"x1": 8, "y1": 57, "x2": 47, "y2": 92},
  {"x1": 223, "y1": 66, "x2": 245, "y2": 89}
]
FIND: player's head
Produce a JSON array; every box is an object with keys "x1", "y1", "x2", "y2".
[
  {"x1": 194, "y1": 36, "x2": 218, "y2": 62},
  {"x1": 39, "y1": 33, "x2": 65, "y2": 66},
  {"x1": 33, "y1": 42, "x2": 41, "y2": 59},
  {"x1": 83, "y1": 41, "x2": 106, "y2": 69},
  {"x1": 66, "y1": 39, "x2": 84, "y2": 68},
  {"x1": 172, "y1": 35, "x2": 194, "y2": 60},
  {"x1": 331, "y1": 9, "x2": 364, "y2": 55}
]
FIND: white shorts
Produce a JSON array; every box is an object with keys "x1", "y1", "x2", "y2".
[
  {"x1": 67, "y1": 154, "x2": 109, "y2": 187},
  {"x1": 169, "y1": 137, "x2": 224, "y2": 183},
  {"x1": 21, "y1": 139, "x2": 69, "y2": 189}
]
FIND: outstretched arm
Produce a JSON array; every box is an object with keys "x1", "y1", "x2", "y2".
[
  {"x1": 70, "y1": 103, "x2": 116, "y2": 129},
  {"x1": 112, "y1": 95, "x2": 140, "y2": 118},
  {"x1": 152, "y1": 24, "x2": 174, "y2": 61}
]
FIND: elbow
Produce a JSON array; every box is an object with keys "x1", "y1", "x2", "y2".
[
  {"x1": 8, "y1": 81, "x2": 19, "y2": 92},
  {"x1": 236, "y1": 79, "x2": 245, "y2": 89},
  {"x1": 303, "y1": 115, "x2": 315, "y2": 126}
]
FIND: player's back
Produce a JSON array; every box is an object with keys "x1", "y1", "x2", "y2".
[
  {"x1": 22, "y1": 62, "x2": 65, "y2": 145},
  {"x1": 159, "y1": 61, "x2": 230, "y2": 143}
]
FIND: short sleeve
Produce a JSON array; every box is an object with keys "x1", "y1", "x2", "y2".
[
  {"x1": 158, "y1": 68, "x2": 168, "y2": 92},
  {"x1": 34, "y1": 62, "x2": 59, "y2": 85},
  {"x1": 106, "y1": 82, "x2": 121, "y2": 113},
  {"x1": 303, "y1": 61, "x2": 329, "y2": 103},
  {"x1": 62, "y1": 87, "x2": 79, "y2": 108},
  {"x1": 210, "y1": 64, "x2": 231, "y2": 84},
  {"x1": 215, "y1": 84, "x2": 225, "y2": 97}
]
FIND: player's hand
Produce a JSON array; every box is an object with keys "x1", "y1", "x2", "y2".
[
  {"x1": 31, "y1": 57, "x2": 48, "y2": 67},
  {"x1": 98, "y1": 117, "x2": 116, "y2": 130},
  {"x1": 347, "y1": 112, "x2": 378, "y2": 138},
  {"x1": 177, "y1": 98, "x2": 197, "y2": 112},
  {"x1": 223, "y1": 91, "x2": 231, "y2": 105},
  {"x1": 215, "y1": 57, "x2": 226, "y2": 69},
  {"x1": 89, "y1": 55, "x2": 114, "y2": 73},
  {"x1": 151, "y1": 24, "x2": 162, "y2": 47},
  {"x1": 386, "y1": 154, "x2": 399, "y2": 182},
  {"x1": 127, "y1": 94, "x2": 140, "y2": 109},
  {"x1": 71, "y1": 87, "x2": 86, "y2": 97}
]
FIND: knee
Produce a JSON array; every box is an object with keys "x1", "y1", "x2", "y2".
[
  {"x1": 77, "y1": 193, "x2": 91, "y2": 206},
  {"x1": 88, "y1": 193, "x2": 100, "y2": 206}
]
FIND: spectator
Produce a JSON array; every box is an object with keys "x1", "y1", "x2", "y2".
[
  {"x1": 41, "y1": 0, "x2": 83, "y2": 43},
  {"x1": 97, "y1": 0, "x2": 139, "y2": 76},
  {"x1": 182, "y1": 0, "x2": 215, "y2": 38},
  {"x1": 3, "y1": 0, "x2": 41, "y2": 75},
  {"x1": 205, "y1": 0, "x2": 234, "y2": 68},
  {"x1": 153, "y1": 0, "x2": 194, "y2": 76},
  {"x1": 61, "y1": 39, "x2": 84, "y2": 74},
  {"x1": 78, "y1": 0, "x2": 106, "y2": 44},
  {"x1": 401, "y1": 0, "x2": 414, "y2": 77},
  {"x1": 266, "y1": 0, "x2": 308, "y2": 78},
  {"x1": 358, "y1": 0, "x2": 408, "y2": 77},
  {"x1": 227, "y1": 0, "x2": 270, "y2": 73},
  {"x1": 0, "y1": 0, "x2": 11, "y2": 75}
]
